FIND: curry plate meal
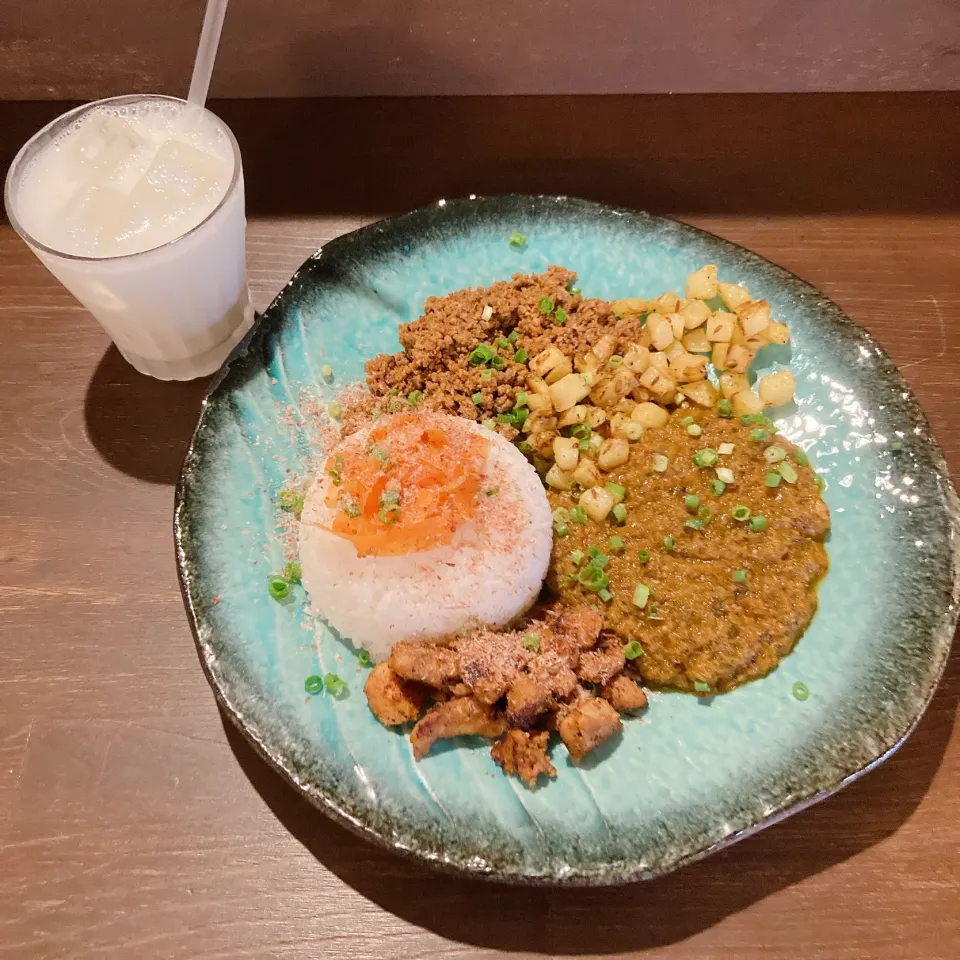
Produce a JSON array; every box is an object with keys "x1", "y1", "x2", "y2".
[{"x1": 274, "y1": 255, "x2": 829, "y2": 788}]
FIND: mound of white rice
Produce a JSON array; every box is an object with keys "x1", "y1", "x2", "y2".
[{"x1": 299, "y1": 415, "x2": 553, "y2": 661}]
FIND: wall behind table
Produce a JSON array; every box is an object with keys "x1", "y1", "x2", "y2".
[{"x1": 3, "y1": 0, "x2": 959, "y2": 100}]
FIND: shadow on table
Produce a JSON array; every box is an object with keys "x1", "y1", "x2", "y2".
[
  {"x1": 84, "y1": 346, "x2": 210, "y2": 485},
  {"x1": 221, "y1": 625, "x2": 958, "y2": 955}
]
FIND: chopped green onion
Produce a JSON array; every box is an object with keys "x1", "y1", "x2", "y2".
[
  {"x1": 278, "y1": 489, "x2": 305, "y2": 513},
  {"x1": 731, "y1": 505, "x2": 751, "y2": 521},
  {"x1": 480, "y1": 369, "x2": 493, "y2": 381},
  {"x1": 471, "y1": 392, "x2": 483, "y2": 404},
  {"x1": 732, "y1": 569, "x2": 748, "y2": 583},
  {"x1": 515, "y1": 390, "x2": 528, "y2": 406},
  {"x1": 484, "y1": 486, "x2": 500, "y2": 497},
  {"x1": 623, "y1": 640, "x2": 644, "y2": 660},
  {"x1": 569, "y1": 286, "x2": 582, "y2": 296},
  {"x1": 694, "y1": 681, "x2": 711, "y2": 693},
  {"x1": 793, "y1": 448, "x2": 810, "y2": 466},
  {"x1": 320, "y1": 364, "x2": 333, "y2": 381},
  {"x1": 357, "y1": 650, "x2": 372, "y2": 667},
  {"x1": 468, "y1": 344, "x2": 495, "y2": 365},
  {"x1": 304, "y1": 674, "x2": 324, "y2": 695},
  {"x1": 652, "y1": 454, "x2": 669, "y2": 473},
  {"x1": 523, "y1": 633, "x2": 540, "y2": 652},
  {"x1": 692, "y1": 448, "x2": 718, "y2": 468},
  {"x1": 570, "y1": 423, "x2": 592, "y2": 440},
  {"x1": 571, "y1": 550, "x2": 585, "y2": 565},
  {"x1": 588, "y1": 546, "x2": 601, "y2": 558},
  {"x1": 647, "y1": 603, "x2": 662, "y2": 620},
  {"x1": 611, "y1": 504, "x2": 628, "y2": 525},
  {"x1": 779, "y1": 463, "x2": 798, "y2": 484},
  {"x1": 663, "y1": 535, "x2": 676, "y2": 551},
  {"x1": 508, "y1": 231, "x2": 527, "y2": 248},
  {"x1": 680, "y1": 416, "x2": 695, "y2": 426},
  {"x1": 513, "y1": 408, "x2": 530, "y2": 429},
  {"x1": 608, "y1": 355, "x2": 624, "y2": 368},
  {"x1": 890, "y1": 440, "x2": 903, "y2": 452},
  {"x1": 496, "y1": 337, "x2": 510, "y2": 349},
  {"x1": 711, "y1": 479, "x2": 727, "y2": 496},
  {"x1": 513, "y1": 348, "x2": 529, "y2": 363},
  {"x1": 606, "y1": 482, "x2": 626, "y2": 502},
  {"x1": 590, "y1": 552, "x2": 610, "y2": 568},
  {"x1": 577, "y1": 563, "x2": 610, "y2": 592},
  {"x1": 749, "y1": 428, "x2": 770, "y2": 442},
  {"x1": 608, "y1": 536, "x2": 624, "y2": 551},
  {"x1": 698, "y1": 507, "x2": 713, "y2": 524},
  {"x1": 554, "y1": 522, "x2": 569, "y2": 537},
  {"x1": 582, "y1": 371, "x2": 595, "y2": 385},
  {"x1": 327, "y1": 401, "x2": 342, "y2": 420},
  {"x1": 815, "y1": 475, "x2": 825, "y2": 491},
  {"x1": 598, "y1": 588, "x2": 614, "y2": 603},
  {"x1": 517, "y1": 440, "x2": 532, "y2": 453},
  {"x1": 578, "y1": 438, "x2": 590, "y2": 452},
  {"x1": 481, "y1": 419, "x2": 496, "y2": 430},
  {"x1": 687, "y1": 423, "x2": 703, "y2": 437},
  {"x1": 718, "y1": 442, "x2": 735, "y2": 455},
  {"x1": 764, "y1": 445, "x2": 788, "y2": 463},
  {"x1": 632, "y1": 583, "x2": 650, "y2": 609},
  {"x1": 570, "y1": 506, "x2": 588, "y2": 524},
  {"x1": 717, "y1": 398, "x2": 733, "y2": 418},
  {"x1": 749, "y1": 515, "x2": 768, "y2": 532},
  {"x1": 538, "y1": 296, "x2": 554, "y2": 314},
  {"x1": 684, "y1": 494, "x2": 700, "y2": 511},
  {"x1": 268, "y1": 576, "x2": 291, "y2": 601},
  {"x1": 283, "y1": 561, "x2": 302, "y2": 584},
  {"x1": 508, "y1": 329, "x2": 519, "y2": 344},
  {"x1": 684, "y1": 518, "x2": 704, "y2": 531},
  {"x1": 637, "y1": 549, "x2": 650, "y2": 564},
  {"x1": 324, "y1": 673, "x2": 349, "y2": 699},
  {"x1": 555, "y1": 308, "x2": 568, "y2": 325},
  {"x1": 491, "y1": 355, "x2": 506, "y2": 371},
  {"x1": 765, "y1": 471, "x2": 782, "y2": 488},
  {"x1": 408, "y1": 390, "x2": 424, "y2": 406},
  {"x1": 792, "y1": 681, "x2": 810, "y2": 701}
]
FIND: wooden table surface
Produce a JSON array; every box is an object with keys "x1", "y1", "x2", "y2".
[{"x1": 1, "y1": 95, "x2": 958, "y2": 959}]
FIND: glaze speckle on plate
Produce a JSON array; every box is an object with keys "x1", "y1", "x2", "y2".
[{"x1": 175, "y1": 196, "x2": 959, "y2": 884}]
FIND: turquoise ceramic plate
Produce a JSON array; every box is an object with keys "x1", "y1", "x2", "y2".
[{"x1": 175, "y1": 196, "x2": 958, "y2": 884}]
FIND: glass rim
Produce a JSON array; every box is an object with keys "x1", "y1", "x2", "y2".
[{"x1": 3, "y1": 93, "x2": 243, "y2": 264}]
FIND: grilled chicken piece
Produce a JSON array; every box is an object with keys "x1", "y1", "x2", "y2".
[
  {"x1": 550, "y1": 606, "x2": 603, "y2": 650},
  {"x1": 600, "y1": 675, "x2": 649, "y2": 713},
  {"x1": 505, "y1": 653, "x2": 579, "y2": 729},
  {"x1": 364, "y1": 663, "x2": 429, "y2": 726},
  {"x1": 410, "y1": 697, "x2": 507, "y2": 760},
  {"x1": 491, "y1": 730, "x2": 557, "y2": 788},
  {"x1": 576, "y1": 633, "x2": 627, "y2": 686},
  {"x1": 558, "y1": 697, "x2": 623, "y2": 762},
  {"x1": 455, "y1": 632, "x2": 532, "y2": 704},
  {"x1": 389, "y1": 640, "x2": 460, "y2": 689}
]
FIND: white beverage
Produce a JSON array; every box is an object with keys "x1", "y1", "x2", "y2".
[{"x1": 5, "y1": 95, "x2": 253, "y2": 380}]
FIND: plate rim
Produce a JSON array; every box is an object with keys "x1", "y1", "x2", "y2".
[{"x1": 174, "y1": 194, "x2": 960, "y2": 885}]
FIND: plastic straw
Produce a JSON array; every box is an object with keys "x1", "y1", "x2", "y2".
[{"x1": 187, "y1": 0, "x2": 230, "y2": 108}]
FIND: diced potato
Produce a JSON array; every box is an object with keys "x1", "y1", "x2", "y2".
[
  {"x1": 553, "y1": 436, "x2": 580, "y2": 471},
  {"x1": 589, "y1": 368, "x2": 638, "y2": 408},
  {"x1": 711, "y1": 342, "x2": 730, "y2": 371},
  {"x1": 545, "y1": 463, "x2": 575, "y2": 490},
  {"x1": 572, "y1": 457, "x2": 602, "y2": 488},
  {"x1": 585, "y1": 433, "x2": 604, "y2": 459},
  {"x1": 521, "y1": 410, "x2": 541, "y2": 434},
  {"x1": 631, "y1": 401, "x2": 670, "y2": 428},
  {"x1": 682, "y1": 328, "x2": 711, "y2": 354},
  {"x1": 766, "y1": 320, "x2": 791, "y2": 345},
  {"x1": 652, "y1": 291, "x2": 681, "y2": 314},
  {"x1": 557, "y1": 405, "x2": 587, "y2": 427},
  {"x1": 579, "y1": 486, "x2": 616, "y2": 522},
  {"x1": 610, "y1": 412, "x2": 643, "y2": 441},
  {"x1": 648, "y1": 351, "x2": 671, "y2": 376},
  {"x1": 731, "y1": 388, "x2": 764, "y2": 417},
  {"x1": 574, "y1": 352, "x2": 601, "y2": 374},
  {"x1": 544, "y1": 355, "x2": 574, "y2": 385},
  {"x1": 530, "y1": 429, "x2": 559, "y2": 458},
  {"x1": 663, "y1": 340, "x2": 686, "y2": 362},
  {"x1": 706, "y1": 311, "x2": 735, "y2": 343},
  {"x1": 548, "y1": 372, "x2": 591, "y2": 411},
  {"x1": 614, "y1": 397, "x2": 638, "y2": 416},
  {"x1": 669, "y1": 352, "x2": 708, "y2": 382},
  {"x1": 530, "y1": 346, "x2": 566, "y2": 378},
  {"x1": 526, "y1": 393, "x2": 549, "y2": 413},
  {"x1": 666, "y1": 313, "x2": 686, "y2": 340},
  {"x1": 623, "y1": 344, "x2": 651, "y2": 374},
  {"x1": 598, "y1": 438, "x2": 630, "y2": 471},
  {"x1": 719, "y1": 372, "x2": 750, "y2": 400},
  {"x1": 585, "y1": 406, "x2": 607, "y2": 428},
  {"x1": 744, "y1": 334, "x2": 768, "y2": 356},
  {"x1": 639, "y1": 366, "x2": 677, "y2": 400},
  {"x1": 758, "y1": 370, "x2": 796, "y2": 408},
  {"x1": 680, "y1": 299, "x2": 712, "y2": 330},
  {"x1": 682, "y1": 379, "x2": 720, "y2": 407},
  {"x1": 636, "y1": 326, "x2": 652, "y2": 348},
  {"x1": 610, "y1": 298, "x2": 650, "y2": 317},
  {"x1": 731, "y1": 321, "x2": 747, "y2": 347},
  {"x1": 718, "y1": 282, "x2": 751, "y2": 311},
  {"x1": 646, "y1": 314, "x2": 674, "y2": 351},
  {"x1": 630, "y1": 385, "x2": 654, "y2": 403},
  {"x1": 528, "y1": 377, "x2": 552, "y2": 407},
  {"x1": 685, "y1": 264, "x2": 718, "y2": 299},
  {"x1": 725, "y1": 344, "x2": 755, "y2": 374},
  {"x1": 738, "y1": 300, "x2": 772, "y2": 337},
  {"x1": 592, "y1": 334, "x2": 617, "y2": 364}
]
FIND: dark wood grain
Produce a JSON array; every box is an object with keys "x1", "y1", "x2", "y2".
[{"x1": 0, "y1": 95, "x2": 957, "y2": 959}]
